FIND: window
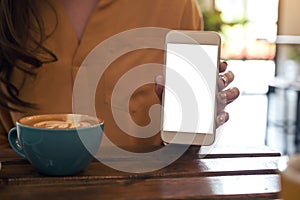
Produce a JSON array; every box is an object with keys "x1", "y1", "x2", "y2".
[{"x1": 198, "y1": 0, "x2": 279, "y2": 93}]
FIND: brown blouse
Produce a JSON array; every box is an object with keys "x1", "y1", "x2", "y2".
[{"x1": 0, "y1": 0, "x2": 203, "y2": 151}]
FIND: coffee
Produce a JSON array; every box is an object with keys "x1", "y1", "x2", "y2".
[
  {"x1": 33, "y1": 120, "x2": 92, "y2": 129},
  {"x1": 9, "y1": 113, "x2": 104, "y2": 176},
  {"x1": 20, "y1": 114, "x2": 100, "y2": 129}
]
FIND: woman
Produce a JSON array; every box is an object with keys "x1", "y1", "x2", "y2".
[{"x1": 0, "y1": 0, "x2": 239, "y2": 151}]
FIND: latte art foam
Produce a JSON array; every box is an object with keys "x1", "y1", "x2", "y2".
[{"x1": 33, "y1": 120, "x2": 93, "y2": 129}]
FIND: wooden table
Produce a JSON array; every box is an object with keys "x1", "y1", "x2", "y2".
[{"x1": 0, "y1": 145, "x2": 281, "y2": 199}]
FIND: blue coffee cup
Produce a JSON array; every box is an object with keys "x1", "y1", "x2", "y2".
[{"x1": 8, "y1": 114, "x2": 104, "y2": 176}]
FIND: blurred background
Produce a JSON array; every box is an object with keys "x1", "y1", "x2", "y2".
[{"x1": 197, "y1": 0, "x2": 300, "y2": 155}]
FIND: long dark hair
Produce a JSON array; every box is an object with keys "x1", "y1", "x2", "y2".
[{"x1": 0, "y1": 0, "x2": 57, "y2": 111}]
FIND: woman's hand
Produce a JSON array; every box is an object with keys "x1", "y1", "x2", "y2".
[
  {"x1": 216, "y1": 61, "x2": 240, "y2": 127},
  {"x1": 155, "y1": 61, "x2": 240, "y2": 127}
]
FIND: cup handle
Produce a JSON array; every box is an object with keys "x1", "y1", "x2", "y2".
[{"x1": 8, "y1": 127, "x2": 26, "y2": 159}]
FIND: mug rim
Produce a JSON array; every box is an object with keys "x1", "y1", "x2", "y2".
[{"x1": 16, "y1": 113, "x2": 104, "y2": 131}]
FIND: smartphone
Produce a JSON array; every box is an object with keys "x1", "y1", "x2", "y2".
[{"x1": 161, "y1": 30, "x2": 221, "y2": 145}]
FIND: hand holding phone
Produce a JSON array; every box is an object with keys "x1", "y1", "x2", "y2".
[{"x1": 161, "y1": 30, "x2": 221, "y2": 146}]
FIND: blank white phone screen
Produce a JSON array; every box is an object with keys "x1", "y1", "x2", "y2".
[{"x1": 163, "y1": 43, "x2": 218, "y2": 134}]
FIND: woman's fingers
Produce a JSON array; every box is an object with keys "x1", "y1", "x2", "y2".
[
  {"x1": 217, "y1": 87, "x2": 240, "y2": 107},
  {"x1": 218, "y1": 71, "x2": 235, "y2": 91},
  {"x1": 154, "y1": 75, "x2": 164, "y2": 103},
  {"x1": 219, "y1": 61, "x2": 228, "y2": 73},
  {"x1": 216, "y1": 61, "x2": 240, "y2": 127},
  {"x1": 225, "y1": 87, "x2": 240, "y2": 104},
  {"x1": 216, "y1": 87, "x2": 240, "y2": 121},
  {"x1": 216, "y1": 111, "x2": 229, "y2": 127}
]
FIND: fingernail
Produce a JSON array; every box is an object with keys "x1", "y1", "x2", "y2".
[
  {"x1": 155, "y1": 75, "x2": 164, "y2": 85},
  {"x1": 217, "y1": 115, "x2": 225, "y2": 125},
  {"x1": 219, "y1": 92, "x2": 227, "y2": 104},
  {"x1": 220, "y1": 92, "x2": 226, "y2": 99}
]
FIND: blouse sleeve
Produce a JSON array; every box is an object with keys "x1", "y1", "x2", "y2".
[{"x1": 180, "y1": 0, "x2": 204, "y2": 31}]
